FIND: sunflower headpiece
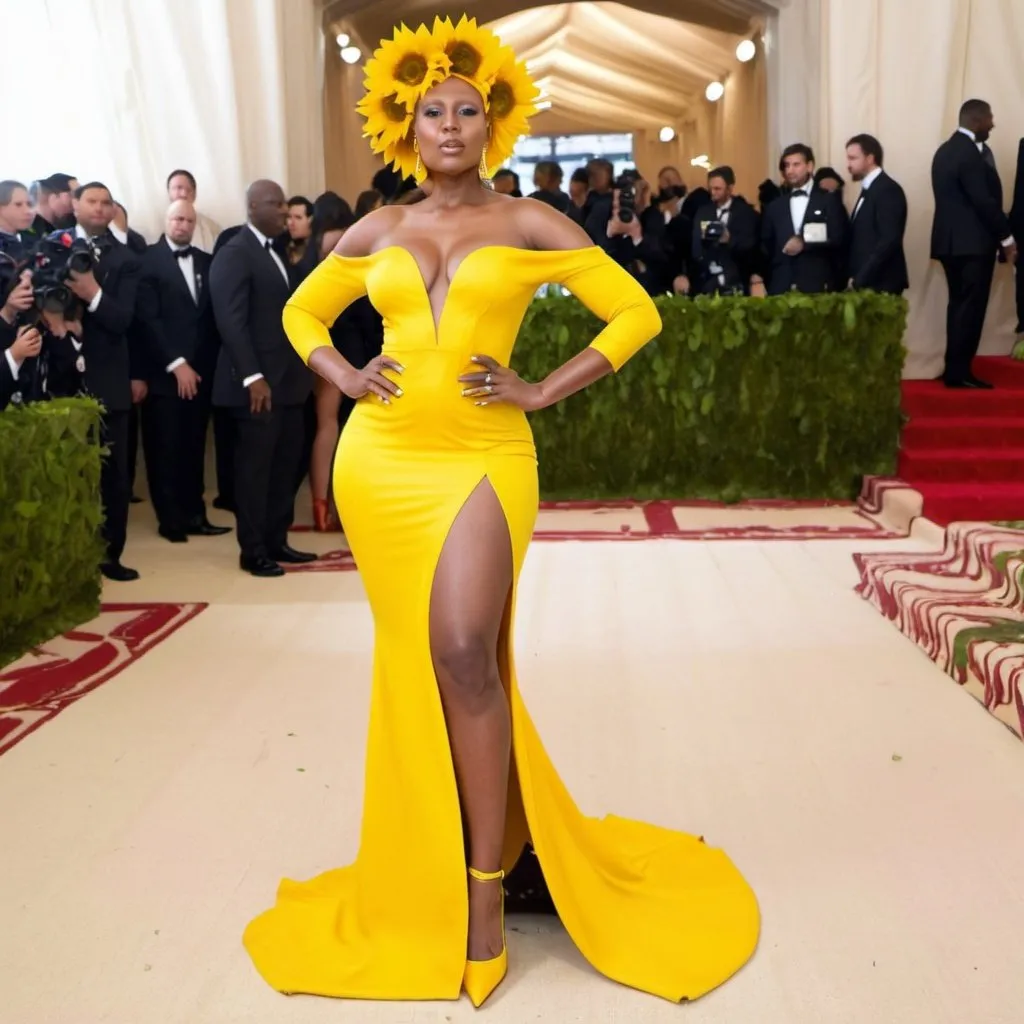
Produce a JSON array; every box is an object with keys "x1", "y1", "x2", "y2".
[{"x1": 356, "y1": 16, "x2": 540, "y2": 183}]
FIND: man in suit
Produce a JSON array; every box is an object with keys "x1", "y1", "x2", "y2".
[
  {"x1": 65, "y1": 182, "x2": 144, "y2": 581},
  {"x1": 528, "y1": 161, "x2": 571, "y2": 215},
  {"x1": 167, "y1": 170, "x2": 222, "y2": 254},
  {"x1": 845, "y1": 134, "x2": 909, "y2": 294},
  {"x1": 210, "y1": 180, "x2": 314, "y2": 577},
  {"x1": 29, "y1": 173, "x2": 78, "y2": 236},
  {"x1": 137, "y1": 200, "x2": 232, "y2": 544},
  {"x1": 931, "y1": 99, "x2": 1017, "y2": 389},
  {"x1": 762, "y1": 143, "x2": 848, "y2": 295},
  {"x1": 690, "y1": 166, "x2": 761, "y2": 295},
  {"x1": 1010, "y1": 138, "x2": 1024, "y2": 334}
]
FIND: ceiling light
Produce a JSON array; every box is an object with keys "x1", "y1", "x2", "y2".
[
  {"x1": 736, "y1": 39, "x2": 756, "y2": 62},
  {"x1": 340, "y1": 45, "x2": 362, "y2": 64},
  {"x1": 659, "y1": 126, "x2": 676, "y2": 143},
  {"x1": 335, "y1": 32, "x2": 350, "y2": 47},
  {"x1": 705, "y1": 81, "x2": 724, "y2": 102},
  {"x1": 690, "y1": 154, "x2": 711, "y2": 169}
]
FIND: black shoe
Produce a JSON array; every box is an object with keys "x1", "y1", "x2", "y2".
[
  {"x1": 101, "y1": 562, "x2": 140, "y2": 582},
  {"x1": 240, "y1": 554, "x2": 285, "y2": 578},
  {"x1": 130, "y1": 494, "x2": 143, "y2": 505},
  {"x1": 158, "y1": 526, "x2": 189, "y2": 543},
  {"x1": 186, "y1": 517, "x2": 232, "y2": 537},
  {"x1": 966, "y1": 374, "x2": 994, "y2": 389},
  {"x1": 269, "y1": 544, "x2": 317, "y2": 564},
  {"x1": 212, "y1": 496, "x2": 236, "y2": 513}
]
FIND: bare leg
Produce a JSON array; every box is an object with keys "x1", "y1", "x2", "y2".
[
  {"x1": 310, "y1": 376, "x2": 341, "y2": 509},
  {"x1": 429, "y1": 478, "x2": 513, "y2": 962}
]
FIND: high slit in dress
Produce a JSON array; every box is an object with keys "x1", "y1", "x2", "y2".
[{"x1": 242, "y1": 244, "x2": 760, "y2": 1001}]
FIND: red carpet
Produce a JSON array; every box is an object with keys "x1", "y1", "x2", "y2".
[{"x1": 900, "y1": 357, "x2": 1024, "y2": 524}]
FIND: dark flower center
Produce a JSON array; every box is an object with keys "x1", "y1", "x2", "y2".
[
  {"x1": 489, "y1": 81, "x2": 515, "y2": 119},
  {"x1": 383, "y1": 94, "x2": 408, "y2": 122},
  {"x1": 448, "y1": 42, "x2": 481, "y2": 77},
  {"x1": 395, "y1": 53, "x2": 427, "y2": 86}
]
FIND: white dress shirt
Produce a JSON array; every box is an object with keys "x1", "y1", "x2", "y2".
[
  {"x1": 716, "y1": 198, "x2": 733, "y2": 225},
  {"x1": 789, "y1": 183, "x2": 811, "y2": 235},
  {"x1": 240, "y1": 224, "x2": 290, "y2": 388},
  {"x1": 164, "y1": 236, "x2": 199, "y2": 374},
  {"x1": 4, "y1": 346, "x2": 20, "y2": 379},
  {"x1": 957, "y1": 126, "x2": 1014, "y2": 246},
  {"x1": 852, "y1": 166, "x2": 882, "y2": 219}
]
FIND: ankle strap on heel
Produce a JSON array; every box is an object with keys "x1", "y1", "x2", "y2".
[{"x1": 468, "y1": 867, "x2": 504, "y2": 882}]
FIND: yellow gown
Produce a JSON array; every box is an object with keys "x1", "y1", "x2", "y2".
[{"x1": 243, "y1": 244, "x2": 760, "y2": 1002}]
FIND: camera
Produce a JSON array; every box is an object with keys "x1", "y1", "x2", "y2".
[
  {"x1": 29, "y1": 231, "x2": 96, "y2": 317},
  {"x1": 614, "y1": 172, "x2": 638, "y2": 224},
  {"x1": 703, "y1": 219, "x2": 726, "y2": 243}
]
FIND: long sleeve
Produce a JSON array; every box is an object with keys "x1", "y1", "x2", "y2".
[
  {"x1": 282, "y1": 253, "x2": 369, "y2": 365},
  {"x1": 210, "y1": 247, "x2": 261, "y2": 381},
  {"x1": 854, "y1": 182, "x2": 908, "y2": 289},
  {"x1": 550, "y1": 247, "x2": 662, "y2": 371}
]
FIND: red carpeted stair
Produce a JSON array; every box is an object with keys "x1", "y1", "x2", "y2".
[{"x1": 900, "y1": 357, "x2": 1024, "y2": 524}]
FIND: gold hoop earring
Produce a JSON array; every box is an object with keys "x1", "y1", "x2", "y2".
[{"x1": 479, "y1": 142, "x2": 489, "y2": 180}]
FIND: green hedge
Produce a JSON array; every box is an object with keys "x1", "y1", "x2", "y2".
[
  {"x1": 0, "y1": 398, "x2": 105, "y2": 668},
  {"x1": 516, "y1": 290, "x2": 907, "y2": 500}
]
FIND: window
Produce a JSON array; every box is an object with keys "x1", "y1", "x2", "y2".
[{"x1": 505, "y1": 133, "x2": 634, "y2": 192}]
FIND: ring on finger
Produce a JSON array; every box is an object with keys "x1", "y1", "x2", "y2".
[{"x1": 484, "y1": 372, "x2": 493, "y2": 385}]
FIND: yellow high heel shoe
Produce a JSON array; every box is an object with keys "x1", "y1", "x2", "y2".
[{"x1": 463, "y1": 867, "x2": 507, "y2": 1007}]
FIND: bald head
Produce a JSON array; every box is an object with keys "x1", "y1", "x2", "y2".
[
  {"x1": 247, "y1": 179, "x2": 287, "y2": 237},
  {"x1": 166, "y1": 199, "x2": 196, "y2": 245}
]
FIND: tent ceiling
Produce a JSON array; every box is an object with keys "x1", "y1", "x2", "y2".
[
  {"x1": 325, "y1": 0, "x2": 774, "y2": 134},
  {"x1": 323, "y1": 0, "x2": 777, "y2": 39}
]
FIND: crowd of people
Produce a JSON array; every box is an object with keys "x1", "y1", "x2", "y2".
[{"x1": 0, "y1": 97, "x2": 1018, "y2": 580}]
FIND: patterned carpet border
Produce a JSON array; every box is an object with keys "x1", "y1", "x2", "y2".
[
  {"x1": 0, "y1": 603, "x2": 207, "y2": 758},
  {"x1": 855, "y1": 522, "x2": 1024, "y2": 740},
  {"x1": 289, "y1": 478, "x2": 918, "y2": 563}
]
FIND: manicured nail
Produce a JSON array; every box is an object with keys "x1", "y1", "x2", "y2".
[
  {"x1": 395, "y1": 388, "x2": 403, "y2": 397},
  {"x1": 395, "y1": 364, "x2": 405, "y2": 373},
  {"x1": 461, "y1": 388, "x2": 469, "y2": 396}
]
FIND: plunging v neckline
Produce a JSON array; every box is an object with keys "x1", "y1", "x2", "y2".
[{"x1": 381, "y1": 244, "x2": 525, "y2": 344}]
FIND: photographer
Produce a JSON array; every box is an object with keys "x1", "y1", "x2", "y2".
[
  {"x1": 689, "y1": 166, "x2": 762, "y2": 296},
  {"x1": 586, "y1": 168, "x2": 670, "y2": 296},
  {"x1": 1, "y1": 325, "x2": 43, "y2": 410},
  {"x1": 68, "y1": 181, "x2": 144, "y2": 582},
  {"x1": 1, "y1": 180, "x2": 34, "y2": 253},
  {"x1": 30, "y1": 173, "x2": 78, "y2": 236}
]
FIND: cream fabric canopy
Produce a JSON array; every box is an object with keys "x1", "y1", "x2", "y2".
[{"x1": 324, "y1": 0, "x2": 772, "y2": 199}]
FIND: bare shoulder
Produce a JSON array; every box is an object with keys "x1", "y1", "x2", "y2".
[
  {"x1": 512, "y1": 196, "x2": 594, "y2": 252},
  {"x1": 333, "y1": 205, "x2": 404, "y2": 258}
]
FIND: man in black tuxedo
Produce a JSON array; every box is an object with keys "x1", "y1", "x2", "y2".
[
  {"x1": 210, "y1": 180, "x2": 314, "y2": 577},
  {"x1": 844, "y1": 134, "x2": 909, "y2": 294},
  {"x1": 1010, "y1": 138, "x2": 1024, "y2": 333},
  {"x1": 137, "y1": 200, "x2": 232, "y2": 544},
  {"x1": 66, "y1": 182, "x2": 144, "y2": 581},
  {"x1": 931, "y1": 99, "x2": 1017, "y2": 388},
  {"x1": 762, "y1": 143, "x2": 848, "y2": 295},
  {"x1": 690, "y1": 166, "x2": 761, "y2": 295}
]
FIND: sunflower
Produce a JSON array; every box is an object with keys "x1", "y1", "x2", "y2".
[
  {"x1": 356, "y1": 88, "x2": 413, "y2": 153},
  {"x1": 430, "y1": 15, "x2": 505, "y2": 98},
  {"x1": 382, "y1": 133, "x2": 424, "y2": 184},
  {"x1": 484, "y1": 47, "x2": 540, "y2": 177},
  {"x1": 362, "y1": 22, "x2": 450, "y2": 111}
]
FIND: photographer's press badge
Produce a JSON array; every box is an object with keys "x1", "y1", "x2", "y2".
[{"x1": 803, "y1": 221, "x2": 828, "y2": 244}]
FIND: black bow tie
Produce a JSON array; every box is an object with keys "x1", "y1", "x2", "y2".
[
  {"x1": 173, "y1": 246, "x2": 194, "y2": 260},
  {"x1": 264, "y1": 239, "x2": 274, "y2": 252},
  {"x1": 790, "y1": 188, "x2": 809, "y2": 198}
]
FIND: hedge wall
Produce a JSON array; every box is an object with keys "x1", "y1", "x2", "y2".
[
  {"x1": 0, "y1": 398, "x2": 105, "y2": 668},
  {"x1": 516, "y1": 290, "x2": 907, "y2": 500}
]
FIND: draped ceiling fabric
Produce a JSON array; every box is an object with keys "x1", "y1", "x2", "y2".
[
  {"x1": 808, "y1": 0, "x2": 1024, "y2": 377},
  {"x1": 323, "y1": 0, "x2": 776, "y2": 200},
  {"x1": 0, "y1": 0, "x2": 324, "y2": 240}
]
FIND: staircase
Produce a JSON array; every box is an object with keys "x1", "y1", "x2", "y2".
[{"x1": 900, "y1": 357, "x2": 1024, "y2": 524}]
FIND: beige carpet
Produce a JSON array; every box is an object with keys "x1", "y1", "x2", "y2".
[{"x1": 2, "y1": 505, "x2": 1023, "y2": 1024}]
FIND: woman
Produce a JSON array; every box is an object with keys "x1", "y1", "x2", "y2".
[
  {"x1": 354, "y1": 188, "x2": 383, "y2": 219},
  {"x1": 244, "y1": 16, "x2": 759, "y2": 1007},
  {"x1": 298, "y1": 192, "x2": 357, "y2": 530}
]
